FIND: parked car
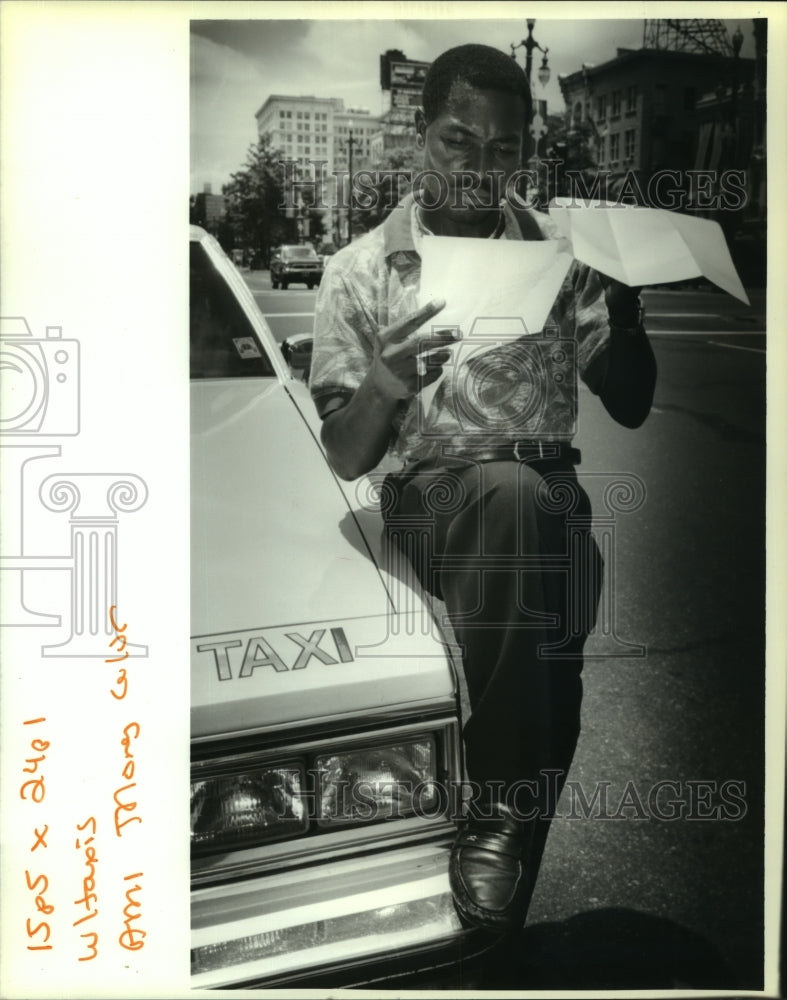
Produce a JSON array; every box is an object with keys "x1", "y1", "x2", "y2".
[
  {"x1": 189, "y1": 226, "x2": 488, "y2": 989},
  {"x1": 270, "y1": 243, "x2": 323, "y2": 289}
]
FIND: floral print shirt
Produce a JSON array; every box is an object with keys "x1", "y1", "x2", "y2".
[{"x1": 310, "y1": 194, "x2": 612, "y2": 468}]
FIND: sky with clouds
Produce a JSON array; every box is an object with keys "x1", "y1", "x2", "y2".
[{"x1": 190, "y1": 15, "x2": 758, "y2": 196}]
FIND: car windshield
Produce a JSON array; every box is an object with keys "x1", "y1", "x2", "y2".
[
  {"x1": 283, "y1": 247, "x2": 318, "y2": 260},
  {"x1": 190, "y1": 241, "x2": 275, "y2": 380}
]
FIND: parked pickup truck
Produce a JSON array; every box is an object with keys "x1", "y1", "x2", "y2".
[{"x1": 270, "y1": 244, "x2": 323, "y2": 289}]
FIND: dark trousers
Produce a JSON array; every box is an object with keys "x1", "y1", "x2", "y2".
[{"x1": 383, "y1": 457, "x2": 603, "y2": 890}]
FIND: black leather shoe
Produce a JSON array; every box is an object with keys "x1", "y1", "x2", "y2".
[{"x1": 449, "y1": 805, "x2": 532, "y2": 932}]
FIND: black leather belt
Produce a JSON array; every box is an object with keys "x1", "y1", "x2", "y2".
[{"x1": 442, "y1": 441, "x2": 581, "y2": 465}]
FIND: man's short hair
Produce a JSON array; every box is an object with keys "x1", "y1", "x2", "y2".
[{"x1": 422, "y1": 44, "x2": 532, "y2": 124}]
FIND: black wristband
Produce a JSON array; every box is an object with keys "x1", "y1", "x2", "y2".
[
  {"x1": 609, "y1": 301, "x2": 645, "y2": 332},
  {"x1": 610, "y1": 321, "x2": 646, "y2": 335}
]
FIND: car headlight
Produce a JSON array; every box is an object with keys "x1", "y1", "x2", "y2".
[
  {"x1": 317, "y1": 738, "x2": 438, "y2": 825},
  {"x1": 191, "y1": 732, "x2": 448, "y2": 866},
  {"x1": 191, "y1": 764, "x2": 308, "y2": 855}
]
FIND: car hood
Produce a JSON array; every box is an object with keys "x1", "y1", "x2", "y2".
[
  {"x1": 191, "y1": 378, "x2": 455, "y2": 738},
  {"x1": 191, "y1": 378, "x2": 393, "y2": 634}
]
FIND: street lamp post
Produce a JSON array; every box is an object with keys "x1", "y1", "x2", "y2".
[
  {"x1": 730, "y1": 24, "x2": 744, "y2": 168},
  {"x1": 511, "y1": 19, "x2": 551, "y2": 186},
  {"x1": 511, "y1": 18, "x2": 550, "y2": 90},
  {"x1": 345, "y1": 123, "x2": 356, "y2": 246},
  {"x1": 712, "y1": 24, "x2": 746, "y2": 239}
]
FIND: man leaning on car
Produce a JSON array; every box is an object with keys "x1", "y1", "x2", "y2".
[{"x1": 310, "y1": 44, "x2": 656, "y2": 934}]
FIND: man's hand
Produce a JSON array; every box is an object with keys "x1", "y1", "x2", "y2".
[
  {"x1": 588, "y1": 272, "x2": 656, "y2": 430},
  {"x1": 369, "y1": 298, "x2": 457, "y2": 400},
  {"x1": 320, "y1": 298, "x2": 456, "y2": 480},
  {"x1": 599, "y1": 274, "x2": 643, "y2": 328}
]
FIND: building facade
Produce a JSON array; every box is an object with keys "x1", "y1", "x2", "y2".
[
  {"x1": 191, "y1": 184, "x2": 226, "y2": 231},
  {"x1": 255, "y1": 95, "x2": 378, "y2": 184},
  {"x1": 255, "y1": 95, "x2": 379, "y2": 245},
  {"x1": 558, "y1": 48, "x2": 754, "y2": 186},
  {"x1": 255, "y1": 94, "x2": 379, "y2": 244}
]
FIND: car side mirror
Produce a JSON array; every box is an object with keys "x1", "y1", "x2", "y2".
[{"x1": 281, "y1": 334, "x2": 313, "y2": 383}]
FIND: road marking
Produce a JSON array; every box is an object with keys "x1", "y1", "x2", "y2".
[
  {"x1": 707, "y1": 340, "x2": 766, "y2": 355},
  {"x1": 648, "y1": 312, "x2": 730, "y2": 319},
  {"x1": 648, "y1": 329, "x2": 765, "y2": 336},
  {"x1": 261, "y1": 312, "x2": 315, "y2": 319},
  {"x1": 644, "y1": 289, "x2": 762, "y2": 297}
]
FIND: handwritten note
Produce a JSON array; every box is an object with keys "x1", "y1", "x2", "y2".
[
  {"x1": 12, "y1": 606, "x2": 147, "y2": 979},
  {"x1": 20, "y1": 717, "x2": 54, "y2": 953},
  {"x1": 105, "y1": 607, "x2": 146, "y2": 951}
]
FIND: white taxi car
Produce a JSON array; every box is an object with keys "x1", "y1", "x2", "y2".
[{"x1": 189, "y1": 226, "x2": 487, "y2": 988}]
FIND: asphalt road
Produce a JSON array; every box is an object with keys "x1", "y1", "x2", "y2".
[
  {"x1": 244, "y1": 267, "x2": 769, "y2": 990},
  {"x1": 243, "y1": 269, "x2": 318, "y2": 344},
  {"x1": 529, "y1": 304, "x2": 767, "y2": 990}
]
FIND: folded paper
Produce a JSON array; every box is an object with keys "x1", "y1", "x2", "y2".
[
  {"x1": 549, "y1": 198, "x2": 749, "y2": 304},
  {"x1": 415, "y1": 202, "x2": 749, "y2": 414}
]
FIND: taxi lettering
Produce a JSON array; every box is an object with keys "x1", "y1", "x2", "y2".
[{"x1": 197, "y1": 628, "x2": 353, "y2": 681}]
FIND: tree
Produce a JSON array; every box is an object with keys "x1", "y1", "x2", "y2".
[
  {"x1": 222, "y1": 134, "x2": 298, "y2": 267},
  {"x1": 539, "y1": 112, "x2": 600, "y2": 205}
]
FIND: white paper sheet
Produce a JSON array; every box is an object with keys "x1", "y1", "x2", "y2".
[
  {"x1": 416, "y1": 235, "x2": 574, "y2": 413},
  {"x1": 414, "y1": 202, "x2": 749, "y2": 415},
  {"x1": 549, "y1": 198, "x2": 750, "y2": 304},
  {"x1": 418, "y1": 234, "x2": 574, "y2": 337}
]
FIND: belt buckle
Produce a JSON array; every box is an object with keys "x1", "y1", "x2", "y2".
[{"x1": 513, "y1": 441, "x2": 546, "y2": 461}]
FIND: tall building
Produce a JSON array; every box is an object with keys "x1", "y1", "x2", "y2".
[
  {"x1": 255, "y1": 95, "x2": 379, "y2": 245},
  {"x1": 255, "y1": 95, "x2": 378, "y2": 184},
  {"x1": 191, "y1": 183, "x2": 226, "y2": 231}
]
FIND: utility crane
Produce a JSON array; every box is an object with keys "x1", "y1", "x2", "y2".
[{"x1": 642, "y1": 19, "x2": 741, "y2": 57}]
